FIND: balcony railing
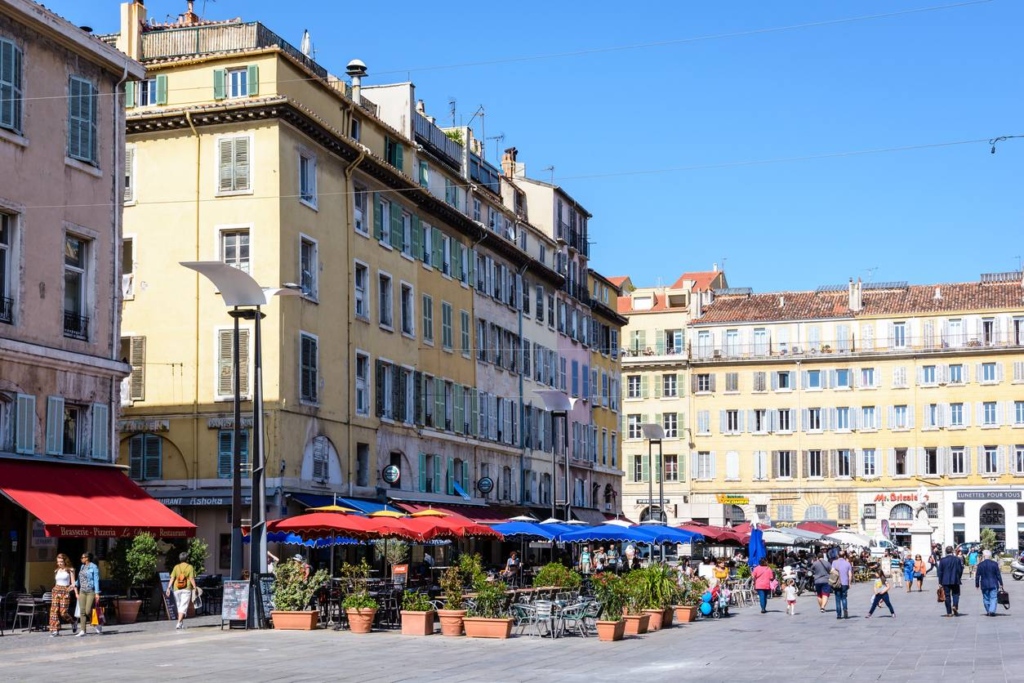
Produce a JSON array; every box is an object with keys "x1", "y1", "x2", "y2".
[
  {"x1": 688, "y1": 336, "x2": 1024, "y2": 362},
  {"x1": 562, "y1": 281, "x2": 592, "y2": 307},
  {"x1": 63, "y1": 312, "x2": 89, "y2": 341},
  {"x1": 413, "y1": 113, "x2": 463, "y2": 170},
  {"x1": 568, "y1": 229, "x2": 588, "y2": 256},
  {"x1": 0, "y1": 296, "x2": 12, "y2": 324}
]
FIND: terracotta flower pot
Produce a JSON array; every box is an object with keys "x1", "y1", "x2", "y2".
[
  {"x1": 463, "y1": 616, "x2": 514, "y2": 639},
  {"x1": 345, "y1": 608, "x2": 376, "y2": 634},
  {"x1": 662, "y1": 606, "x2": 675, "y2": 628},
  {"x1": 674, "y1": 605, "x2": 698, "y2": 623},
  {"x1": 117, "y1": 599, "x2": 143, "y2": 624},
  {"x1": 595, "y1": 619, "x2": 626, "y2": 642},
  {"x1": 271, "y1": 610, "x2": 319, "y2": 630},
  {"x1": 622, "y1": 613, "x2": 650, "y2": 635},
  {"x1": 437, "y1": 609, "x2": 467, "y2": 637},
  {"x1": 400, "y1": 610, "x2": 435, "y2": 636},
  {"x1": 643, "y1": 608, "x2": 664, "y2": 631}
]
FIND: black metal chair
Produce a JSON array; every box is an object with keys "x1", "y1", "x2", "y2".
[{"x1": 12, "y1": 595, "x2": 38, "y2": 632}]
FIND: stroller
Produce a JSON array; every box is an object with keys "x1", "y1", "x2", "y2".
[{"x1": 710, "y1": 583, "x2": 730, "y2": 619}]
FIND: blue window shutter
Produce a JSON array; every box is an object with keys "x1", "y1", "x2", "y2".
[
  {"x1": 213, "y1": 69, "x2": 226, "y2": 100},
  {"x1": 447, "y1": 457, "x2": 455, "y2": 495},
  {"x1": 124, "y1": 80, "x2": 135, "y2": 108},
  {"x1": 389, "y1": 202, "x2": 402, "y2": 249},
  {"x1": 418, "y1": 453, "x2": 426, "y2": 492},
  {"x1": 411, "y1": 215, "x2": 422, "y2": 258},
  {"x1": 130, "y1": 435, "x2": 143, "y2": 480},
  {"x1": 433, "y1": 456, "x2": 442, "y2": 493},
  {"x1": 246, "y1": 64, "x2": 259, "y2": 96},
  {"x1": 218, "y1": 431, "x2": 232, "y2": 478},
  {"x1": 373, "y1": 193, "x2": 383, "y2": 240},
  {"x1": 155, "y1": 74, "x2": 168, "y2": 105},
  {"x1": 45, "y1": 396, "x2": 64, "y2": 455}
]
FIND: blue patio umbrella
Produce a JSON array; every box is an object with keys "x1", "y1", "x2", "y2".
[
  {"x1": 557, "y1": 523, "x2": 663, "y2": 544},
  {"x1": 245, "y1": 531, "x2": 362, "y2": 547},
  {"x1": 492, "y1": 521, "x2": 562, "y2": 540},
  {"x1": 634, "y1": 525, "x2": 703, "y2": 545},
  {"x1": 748, "y1": 528, "x2": 766, "y2": 568}
]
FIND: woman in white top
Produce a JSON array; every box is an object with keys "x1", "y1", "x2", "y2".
[{"x1": 49, "y1": 553, "x2": 77, "y2": 636}]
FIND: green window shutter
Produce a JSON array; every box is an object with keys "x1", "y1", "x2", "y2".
[
  {"x1": 433, "y1": 456, "x2": 442, "y2": 493},
  {"x1": 246, "y1": 64, "x2": 259, "y2": 96},
  {"x1": 447, "y1": 457, "x2": 455, "y2": 495},
  {"x1": 655, "y1": 329, "x2": 665, "y2": 355},
  {"x1": 218, "y1": 431, "x2": 233, "y2": 478},
  {"x1": 454, "y1": 385, "x2": 464, "y2": 432},
  {"x1": 419, "y1": 160, "x2": 429, "y2": 187},
  {"x1": 45, "y1": 396, "x2": 64, "y2": 455},
  {"x1": 467, "y1": 249, "x2": 476, "y2": 288},
  {"x1": 641, "y1": 375, "x2": 649, "y2": 399},
  {"x1": 435, "y1": 384, "x2": 445, "y2": 429},
  {"x1": 373, "y1": 193, "x2": 384, "y2": 240},
  {"x1": 145, "y1": 434, "x2": 163, "y2": 479},
  {"x1": 155, "y1": 74, "x2": 168, "y2": 105},
  {"x1": 432, "y1": 228, "x2": 442, "y2": 267},
  {"x1": 411, "y1": 216, "x2": 422, "y2": 258},
  {"x1": 654, "y1": 375, "x2": 663, "y2": 399},
  {"x1": 124, "y1": 80, "x2": 135, "y2": 108},
  {"x1": 389, "y1": 202, "x2": 402, "y2": 249},
  {"x1": 641, "y1": 452, "x2": 649, "y2": 482},
  {"x1": 395, "y1": 141, "x2": 403, "y2": 171},
  {"x1": 453, "y1": 242, "x2": 463, "y2": 280},
  {"x1": 213, "y1": 69, "x2": 226, "y2": 100},
  {"x1": 470, "y1": 389, "x2": 479, "y2": 436},
  {"x1": 462, "y1": 460, "x2": 470, "y2": 491},
  {"x1": 418, "y1": 453, "x2": 427, "y2": 492},
  {"x1": 91, "y1": 403, "x2": 109, "y2": 460}
]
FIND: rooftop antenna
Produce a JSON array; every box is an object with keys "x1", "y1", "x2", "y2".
[
  {"x1": 1016, "y1": 256, "x2": 1022, "y2": 272},
  {"x1": 486, "y1": 133, "x2": 505, "y2": 164},
  {"x1": 542, "y1": 165, "x2": 555, "y2": 184},
  {"x1": 448, "y1": 99, "x2": 456, "y2": 128},
  {"x1": 864, "y1": 266, "x2": 879, "y2": 282},
  {"x1": 467, "y1": 106, "x2": 485, "y2": 154}
]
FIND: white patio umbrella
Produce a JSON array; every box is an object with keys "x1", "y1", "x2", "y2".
[
  {"x1": 761, "y1": 529, "x2": 799, "y2": 546},
  {"x1": 606, "y1": 519, "x2": 635, "y2": 528},
  {"x1": 826, "y1": 530, "x2": 871, "y2": 547}
]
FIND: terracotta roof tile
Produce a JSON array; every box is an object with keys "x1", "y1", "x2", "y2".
[
  {"x1": 607, "y1": 276, "x2": 629, "y2": 288},
  {"x1": 671, "y1": 271, "x2": 721, "y2": 291}
]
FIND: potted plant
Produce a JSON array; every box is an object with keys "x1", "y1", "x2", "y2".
[
  {"x1": 400, "y1": 590, "x2": 435, "y2": 636},
  {"x1": 531, "y1": 562, "x2": 583, "y2": 591},
  {"x1": 340, "y1": 560, "x2": 378, "y2": 634},
  {"x1": 437, "y1": 565, "x2": 466, "y2": 637},
  {"x1": 108, "y1": 532, "x2": 159, "y2": 624},
  {"x1": 675, "y1": 576, "x2": 708, "y2": 623},
  {"x1": 591, "y1": 573, "x2": 627, "y2": 642},
  {"x1": 463, "y1": 578, "x2": 513, "y2": 639},
  {"x1": 631, "y1": 566, "x2": 667, "y2": 631},
  {"x1": 271, "y1": 560, "x2": 329, "y2": 630},
  {"x1": 621, "y1": 571, "x2": 651, "y2": 635},
  {"x1": 372, "y1": 539, "x2": 409, "y2": 578}
]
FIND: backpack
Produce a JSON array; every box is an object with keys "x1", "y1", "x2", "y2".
[
  {"x1": 174, "y1": 565, "x2": 189, "y2": 590},
  {"x1": 828, "y1": 567, "x2": 841, "y2": 589}
]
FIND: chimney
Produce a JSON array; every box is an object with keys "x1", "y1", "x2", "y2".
[
  {"x1": 779, "y1": 295, "x2": 785, "y2": 308},
  {"x1": 179, "y1": 0, "x2": 200, "y2": 26},
  {"x1": 848, "y1": 277, "x2": 863, "y2": 312},
  {"x1": 117, "y1": 1, "x2": 147, "y2": 61},
  {"x1": 415, "y1": 100, "x2": 426, "y2": 116},
  {"x1": 712, "y1": 262, "x2": 719, "y2": 272},
  {"x1": 346, "y1": 59, "x2": 367, "y2": 105},
  {"x1": 501, "y1": 147, "x2": 518, "y2": 178},
  {"x1": 934, "y1": 286, "x2": 942, "y2": 300}
]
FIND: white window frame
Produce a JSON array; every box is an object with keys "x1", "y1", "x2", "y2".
[
  {"x1": 63, "y1": 232, "x2": 90, "y2": 339},
  {"x1": 217, "y1": 224, "x2": 252, "y2": 274},
  {"x1": 378, "y1": 271, "x2": 393, "y2": 330},
  {"x1": 227, "y1": 67, "x2": 249, "y2": 99},
  {"x1": 299, "y1": 234, "x2": 318, "y2": 300},
  {"x1": 353, "y1": 260, "x2": 369, "y2": 320},
  {"x1": 298, "y1": 151, "x2": 317, "y2": 209},
  {"x1": 355, "y1": 350, "x2": 370, "y2": 416},
  {"x1": 353, "y1": 185, "x2": 368, "y2": 235},
  {"x1": 400, "y1": 281, "x2": 415, "y2": 337}
]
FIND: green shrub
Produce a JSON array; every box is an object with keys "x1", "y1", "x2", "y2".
[
  {"x1": 591, "y1": 573, "x2": 627, "y2": 621},
  {"x1": 402, "y1": 590, "x2": 433, "y2": 612},
  {"x1": 440, "y1": 566, "x2": 464, "y2": 610},
  {"x1": 468, "y1": 579, "x2": 508, "y2": 618},
  {"x1": 532, "y1": 562, "x2": 582, "y2": 590},
  {"x1": 109, "y1": 533, "x2": 159, "y2": 596},
  {"x1": 272, "y1": 560, "x2": 329, "y2": 612}
]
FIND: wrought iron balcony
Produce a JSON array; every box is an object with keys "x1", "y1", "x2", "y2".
[
  {"x1": 0, "y1": 296, "x2": 12, "y2": 324},
  {"x1": 63, "y1": 311, "x2": 89, "y2": 341}
]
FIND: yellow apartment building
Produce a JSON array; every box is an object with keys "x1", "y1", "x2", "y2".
[
  {"x1": 688, "y1": 274, "x2": 1024, "y2": 550},
  {"x1": 616, "y1": 270, "x2": 726, "y2": 524}
]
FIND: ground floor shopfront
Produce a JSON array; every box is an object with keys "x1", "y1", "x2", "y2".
[{"x1": 940, "y1": 489, "x2": 1023, "y2": 551}]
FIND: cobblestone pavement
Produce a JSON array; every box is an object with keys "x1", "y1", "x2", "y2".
[{"x1": 2, "y1": 573, "x2": 1022, "y2": 682}]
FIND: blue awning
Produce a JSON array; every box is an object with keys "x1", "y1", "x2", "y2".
[
  {"x1": 289, "y1": 493, "x2": 404, "y2": 515},
  {"x1": 452, "y1": 481, "x2": 472, "y2": 501}
]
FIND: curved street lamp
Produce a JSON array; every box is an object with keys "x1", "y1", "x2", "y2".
[{"x1": 536, "y1": 390, "x2": 579, "y2": 521}]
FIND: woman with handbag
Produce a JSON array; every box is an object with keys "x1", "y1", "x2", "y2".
[
  {"x1": 912, "y1": 555, "x2": 927, "y2": 592},
  {"x1": 752, "y1": 557, "x2": 775, "y2": 614},
  {"x1": 865, "y1": 568, "x2": 895, "y2": 618},
  {"x1": 48, "y1": 553, "x2": 76, "y2": 636}
]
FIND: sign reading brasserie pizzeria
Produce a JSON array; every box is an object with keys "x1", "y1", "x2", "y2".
[
  {"x1": 956, "y1": 491, "x2": 1021, "y2": 500},
  {"x1": 716, "y1": 494, "x2": 749, "y2": 505}
]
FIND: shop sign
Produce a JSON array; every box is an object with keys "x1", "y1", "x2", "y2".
[
  {"x1": 476, "y1": 477, "x2": 494, "y2": 494},
  {"x1": 716, "y1": 495, "x2": 749, "y2": 505},
  {"x1": 636, "y1": 499, "x2": 670, "y2": 505},
  {"x1": 889, "y1": 520, "x2": 913, "y2": 530},
  {"x1": 873, "y1": 493, "x2": 918, "y2": 503},
  {"x1": 382, "y1": 465, "x2": 401, "y2": 484},
  {"x1": 956, "y1": 491, "x2": 1021, "y2": 500}
]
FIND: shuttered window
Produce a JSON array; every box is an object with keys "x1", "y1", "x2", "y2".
[
  {"x1": 217, "y1": 136, "x2": 251, "y2": 194},
  {"x1": 216, "y1": 429, "x2": 248, "y2": 479},
  {"x1": 0, "y1": 39, "x2": 24, "y2": 133},
  {"x1": 45, "y1": 396, "x2": 64, "y2": 455},
  {"x1": 129, "y1": 433, "x2": 163, "y2": 481},
  {"x1": 128, "y1": 336, "x2": 147, "y2": 401},
  {"x1": 300, "y1": 334, "x2": 319, "y2": 403},
  {"x1": 15, "y1": 393, "x2": 34, "y2": 454},
  {"x1": 312, "y1": 435, "x2": 329, "y2": 481},
  {"x1": 68, "y1": 77, "x2": 99, "y2": 163},
  {"x1": 217, "y1": 329, "x2": 250, "y2": 399},
  {"x1": 124, "y1": 145, "x2": 136, "y2": 203},
  {"x1": 91, "y1": 403, "x2": 109, "y2": 460}
]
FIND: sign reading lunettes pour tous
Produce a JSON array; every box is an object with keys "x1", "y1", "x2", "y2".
[
  {"x1": 956, "y1": 491, "x2": 1021, "y2": 500},
  {"x1": 477, "y1": 477, "x2": 494, "y2": 494},
  {"x1": 382, "y1": 465, "x2": 400, "y2": 484}
]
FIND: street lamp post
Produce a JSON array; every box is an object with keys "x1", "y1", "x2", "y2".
[
  {"x1": 536, "y1": 390, "x2": 578, "y2": 522},
  {"x1": 182, "y1": 261, "x2": 297, "y2": 626},
  {"x1": 641, "y1": 423, "x2": 665, "y2": 560}
]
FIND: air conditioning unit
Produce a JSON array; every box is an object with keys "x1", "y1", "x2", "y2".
[
  {"x1": 604, "y1": 503, "x2": 612, "y2": 512},
  {"x1": 792, "y1": 346, "x2": 802, "y2": 354}
]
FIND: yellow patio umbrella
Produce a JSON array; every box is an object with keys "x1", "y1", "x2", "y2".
[
  {"x1": 368, "y1": 509, "x2": 407, "y2": 518},
  {"x1": 410, "y1": 508, "x2": 449, "y2": 518},
  {"x1": 308, "y1": 504, "x2": 358, "y2": 514}
]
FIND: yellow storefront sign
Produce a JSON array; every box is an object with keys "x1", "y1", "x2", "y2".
[{"x1": 716, "y1": 495, "x2": 749, "y2": 505}]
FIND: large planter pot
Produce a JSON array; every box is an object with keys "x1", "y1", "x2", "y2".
[
  {"x1": 643, "y1": 608, "x2": 664, "y2": 631},
  {"x1": 662, "y1": 606, "x2": 675, "y2": 628},
  {"x1": 437, "y1": 609, "x2": 467, "y2": 637},
  {"x1": 117, "y1": 599, "x2": 142, "y2": 625},
  {"x1": 346, "y1": 608, "x2": 377, "y2": 634},
  {"x1": 400, "y1": 610, "x2": 436, "y2": 636},
  {"x1": 271, "y1": 610, "x2": 319, "y2": 630},
  {"x1": 674, "y1": 605, "x2": 698, "y2": 623},
  {"x1": 595, "y1": 619, "x2": 626, "y2": 642},
  {"x1": 622, "y1": 613, "x2": 650, "y2": 636},
  {"x1": 463, "y1": 616, "x2": 514, "y2": 639}
]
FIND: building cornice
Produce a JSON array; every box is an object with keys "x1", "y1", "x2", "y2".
[{"x1": 0, "y1": 338, "x2": 129, "y2": 379}]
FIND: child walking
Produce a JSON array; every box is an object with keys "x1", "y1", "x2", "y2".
[
  {"x1": 784, "y1": 578, "x2": 798, "y2": 615},
  {"x1": 865, "y1": 568, "x2": 895, "y2": 618}
]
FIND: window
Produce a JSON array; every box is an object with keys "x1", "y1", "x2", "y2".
[
  {"x1": 124, "y1": 145, "x2": 136, "y2": 204},
  {"x1": 807, "y1": 450, "x2": 823, "y2": 478},
  {"x1": 805, "y1": 370, "x2": 821, "y2": 389},
  {"x1": 983, "y1": 401, "x2": 998, "y2": 426},
  {"x1": 460, "y1": 311, "x2": 470, "y2": 356},
  {"x1": 217, "y1": 136, "x2": 251, "y2": 194},
  {"x1": 838, "y1": 503, "x2": 851, "y2": 521},
  {"x1": 215, "y1": 430, "x2": 248, "y2": 480},
  {"x1": 378, "y1": 274, "x2": 393, "y2": 328},
  {"x1": 753, "y1": 371, "x2": 766, "y2": 392},
  {"x1": 1015, "y1": 401, "x2": 1024, "y2": 426},
  {"x1": 725, "y1": 372, "x2": 738, "y2": 392},
  {"x1": 664, "y1": 412, "x2": 678, "y2": 438},
  {"x1": 925, "y1": 403, "x2": 941, "y2": 429},
  {"x1": 753, "y1": 451, "x2": 768, "y2": 480},
  {"x1": 627, "y1": 414, "x2": 642, "y2": 440},
  {"x1": 130, "y1": 433, "x2": 163, "y2": 481},
  {"x1": 950, "y1": 447, "x2": 966, "y2": 475},
  {"x1": 63, "y1": 235, "x2": 89, "y2": 340},
  {"x1": 376, "y1": 361, "x2": 395, "y2": 420},
  {"x1": 892, "y1": 321, "x2": 907, "y2": 348},
  {"x1": 68, "y1": 77, "x2": 98, "y2": 163},
  {"x1": 299, "y1": 237, "x2": 317, "y2": 298},
  {"x1": 385, "y1": 137, "x2": 404, "y2": 170},
  {"x1": 697, "y1": 411, "x2": 711, "y2": 435},
  {"x1": 300, "y1": 333, "x2": 318, "y2": 402},
  {"x1": 0, "y1": 39, "x2": 24, "y2": 133},
  {"x1": 863, "y1": 448, "x2": 877, "y2": 477},
  {"x1": 226, "y1": 67, "x2": 252, "y2": 99},
  {"x1": 46, "y1": 401, "x2": 82, "y2": 457},
  {"x1": 441, "y1": 302, "x2": 453, "y2": 350},
  {"x1": 216, "y1": 328, "x2": 250, "y2": 399},
  {"x1": 418, "y1": 160, "x2": 429, "y2": 188},
  {"x1": 221, "y1": 229, "x2": 250, "y2": 273},
  {"x1": 982, "y1": 362, "x2": 999, "y2": 383},
  {"x1": 355, "y1": 352, "x2": 369, "y2": 416},
  {"x1": 663, "y1": 374, "x2": 678, "y2": 397},
  {"x1": 696, "y1": 452, "x2": 714, "y2": 480},
  {"x1": 775, "y1": 451, "x2": 793, "y2": 478},
  {"x1": 752, "y1": 409, "x2": 767, "y2": 434},
  {"x1": 696, "y1": 373, "x2": 712, "y2": 392},
  {"x1": 299, "y1": 153, "x2": 317, "y2": 207},
  {"x1": 861, "y1": 406, "x2": 876, "y2": 430},
  {"x1": 950, "y1": 402, "x2": 964, "y2": 427},
  {"x1": 894, "y1": 448, "x2": 909, "y2": 476},
  {"x1": 354, "y1": 262, "x2": 368, "y2": 319},
  {"x1": 1016, "y1": 446, "x2": 1024, "y2": 475},
  {"x1": 777, "y1": 409, "x2": 791, "y2": 432},
  {"x1": 627, "y1": 375, "x2": 641, "y2": 399},
  {"x1": 356, "y1": 443, "x2": 370, "y2": 487},
  {"x1": 948, "y1": 363, "x2": 964, "y2": 384},
  {"x1": 422, "y1": 295, "x2": 433, "y2": 343},
  {"x1": 398, "y1": 283, "x2": 414, "y2": 336},
  {"x1": 983, "y1": 446, "x2": 999, "y2": 475},
  {"x1": 350, "y1": 117, "x2": 361, "y2": 142},
  {"x1": 952, "y1": 502, "x2": 965, "y2": 518},
  {"x1": 312, "y1": 436, "x2": 330, "y2": 481},
  {"x1": 860, "y1": 367, "x2": 876, "y2": 388},
  {"x1": 444, "y1": 177, "x2": 459, "y2": 208},
  {"x1": 807, "y1": 408, "x2": 822, "y2": 431},
  {"x1": 834, "y1": 369, "x2": 851, "y2": 389},
  {"x1": 836, "y1": 449, "x2": 852, "y2": 478},
  {"x1": 922, "y1": 365, "x2": 936, "y2": 385},
  {"x1": 835, "y1": 407, "x2": 850, "y2": 431},
  {"x1": 924, "y1": 447, "x2": 939, "y2": 476},
  {"x1": 892, "y1": 405, "x2": 909, "y2": 429},
  {"x1": 632, "y1": 454, "x2": 644, "y2": 482},
  {"x1": 776, "y1": 371, "x2": 791, "y2": 390},
  {"x1": 0, "y1": 214, "x2": 12, "y2": 323},
  {"x1": 441, "y1": 234, "x2": 452, "y2": 276},
  {"x1": 892, "y1": 366, "x2": 908, "y2": 388},
  {"x1": 401, "y1": 212, "x2": 412, "y2": 257},
  {"x1": 725, "y1": 410, "x2": 739, "y2": 434},
  {"x1": 353, "y1": 186, "x2": 368, "y2": 235},
  {"x1": 665, "y1": 454, "x2": 679, "y2": 481}
]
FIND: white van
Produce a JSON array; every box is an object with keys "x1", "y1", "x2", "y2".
[{"x1": 869, "y1": 537, "x2": 898, "y2": 557}]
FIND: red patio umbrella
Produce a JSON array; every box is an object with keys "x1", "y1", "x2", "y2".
[
  {"x1": 796, "y1": 521, "x2": 838, "y2": 535},
  {"x1": 268, "y1": 512, "x2": 418, "y2": 541},
  {"x1": 402, "y1": 513, "x2": 502, "y2": 541},
  {"x1": 678, "y1": 524, "x2": 744, "y2": 544}
]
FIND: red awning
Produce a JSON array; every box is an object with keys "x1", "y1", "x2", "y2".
[
  {"x1": 0, "y1": 459, "x2": 196, "y2": 538},
  {"x1": 395, "y1": 502, "x2": 520, "y2": 525}
]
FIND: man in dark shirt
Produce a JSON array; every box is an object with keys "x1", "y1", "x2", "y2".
[
  {"x1": 975, "y1": 549, "x2": 1003, "y2": 616},
  {"x1": 937, "y1": 545, "x2": 964, "y2": 617}
]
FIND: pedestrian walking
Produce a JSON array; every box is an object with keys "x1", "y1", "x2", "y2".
[
  {"x1": 937, "y1": 545, "x2": 964, "y2": 617},
  {"x1": 903, "y1": 555, "x2": 915, "y2": 593},
  {"x1": 75, "y1": 552, "x2": 101, "y2": 636},
  {"x1": 967, "y1": 548, "x2": 979, "y2": 578},
  {"x1": 752, "y1": 557, "x2": 774, "y2": 614},
  {"x1": 890, "y1": 552, "x2": 903, "y2": 589},
  {"x1": 865, "y1": 568, "x2": 895, "y2": 618},
  {"x1": 912, "y1": 555, "x2": 927, "y2": 591},
  {"x1": 810, "y1": 551, "x2": 832, "y2": 612},
  {"x1": 975, "y1": 549, "x2": 1003, "y2": 616},
  {"x1": 49, "y1": 553, "x2": 77, "y2": 636},
  {"x1": 831, "y1": 550, "x2": 853, "y2": 620},
  {"x1": 167, "y1": 551, "x2": 198, "y2": 630},
  {"x1": 784, "y1": 578, "x2": 798, "y2": 615}
]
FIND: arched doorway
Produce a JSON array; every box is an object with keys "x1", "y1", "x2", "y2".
[
  {"x1": 980, "y1": 503, "x2": 1006, "y2": 547},
  {"x1": 889, "y1": 503, "x2": 914, "y2": 547},
  {"x1": 804, "y1": 505, "x2": 827, "y2": 521},
  {"x1": 727, "y1": 505, "x2": 746, "y2": 525},
  {"x1": 639, "y1": 506, "x2": 667, "y2": 523}
]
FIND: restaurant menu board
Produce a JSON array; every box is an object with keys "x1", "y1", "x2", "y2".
[
  {"x1": 158, "y1": 572, "x2": 178, "y2": 621},
  {"x1": 220, "y1": 580, "x2": 250, "y2": 629},
  {"x1": 253, "y1": 573, "x2": 275, "y2": 629}
]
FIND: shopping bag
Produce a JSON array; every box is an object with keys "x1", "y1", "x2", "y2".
[
  {"x1": 936, "y1": 586, "x2": 946, "y2": 603},
  {"x1": 998, "y1": 588, "x2": 1010, "y2": 609},
  {"x1": 91, "y1": 606, "x2": 105, "y2": 626},
  {"x1": 74, "y1": 601, "x2": 81, "y2": 619}
]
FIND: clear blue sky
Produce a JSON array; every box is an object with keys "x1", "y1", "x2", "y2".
[{"x1": 52, "y1": 0, "x2": 1022, "y2": 292}]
